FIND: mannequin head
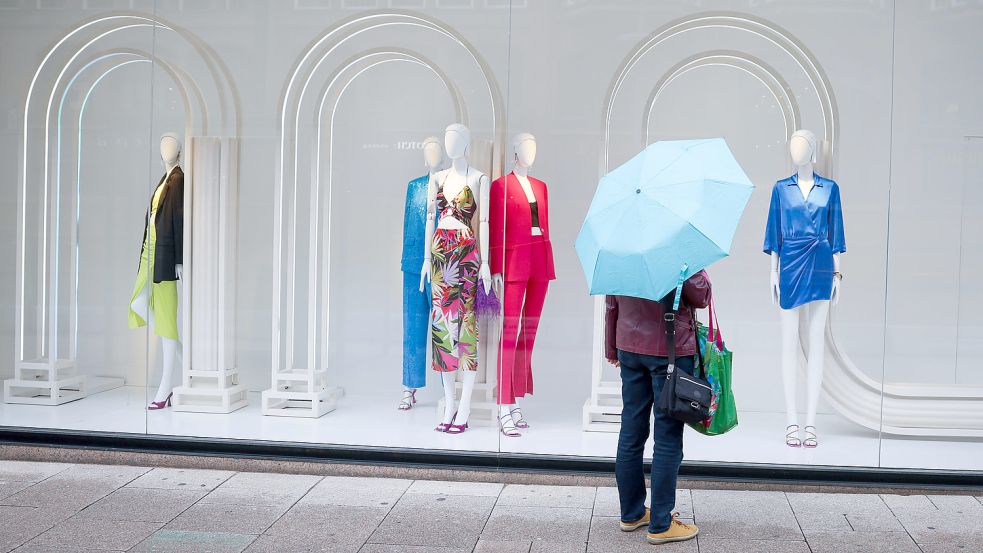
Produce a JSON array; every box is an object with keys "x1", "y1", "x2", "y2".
[
  {"x1": 789, "y1": 129, "x2": 817, "y2": 167},
  {"x1": 512, "y1": 132, "x2": 537, "y2": 169},
  {"x1": 160, "y1": 132, "x2": 182, "y2": 169},
  {"x1": 422, "y1": 136, "x2": 442, "y2": 172},
  {"x1": 444, "y1": 123, "x2": 470, "y2": 159}
]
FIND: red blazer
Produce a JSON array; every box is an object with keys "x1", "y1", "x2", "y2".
[{"x1": 489, "y1": 173, "x2": 556, "y2": 282}]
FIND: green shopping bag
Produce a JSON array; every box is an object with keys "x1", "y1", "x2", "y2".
[{"x1": 689, "y1": 299, "x2": 738, "y2": 436}]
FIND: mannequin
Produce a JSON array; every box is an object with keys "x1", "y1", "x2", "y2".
[
  {"x1": 129, "y1": 133, "x2": 184, "y2": 410},
  {"x1": 398, "y1": 137, "x2": 443, "y2": 410},
  {"x1": 490, "y1": 133, "x2": 555, "y2": 437},
  {"x1": 420, "y1": 124, "x2": 491, "y2": 434},
  {"x1": 763, "y1": 129, "x2": 846, "y2": 448}
]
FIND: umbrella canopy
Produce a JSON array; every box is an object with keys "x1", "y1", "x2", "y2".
[{"x1": 575, "y1": 138, "x2": 753, "y2": 302}]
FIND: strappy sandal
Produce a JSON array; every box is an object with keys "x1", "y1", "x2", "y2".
[
  {"x1": 436, "y1": 411, "x2": 457, "y2": 433},
  {"x1": 803, "y1": 425, "x2": 818, "y2": 448},
  {"x1": 398, "y1": 389, "x2": 416, "y2": 411},
  {"x1": 786, "y1": 424, "x2": 802, "y2": 448},
  {"x1": 509, "y1": 408, "x2": 529, "y2": 429},
  {"x1": 499, "y1": 413, "x2": 521, "y2": 437},
  {"x1": 446, "y1": 417, "x2": 468, "y2": 435}
]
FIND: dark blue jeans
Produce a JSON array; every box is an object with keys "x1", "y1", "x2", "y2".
[{"x1": 615, "y1": 349, "x2": 694, "y2": 533}]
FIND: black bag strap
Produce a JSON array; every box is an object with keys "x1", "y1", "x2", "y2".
[{"x1": 662, "y1": 265, "x2": 689, "y2": 375}]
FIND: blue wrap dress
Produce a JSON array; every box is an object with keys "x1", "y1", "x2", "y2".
[
  {"x1": 763, "y1": 174, "x2": 846, "y2": 310},
  {"x1": 401, "y1": 175, "x2": 431, "y2": 388}
]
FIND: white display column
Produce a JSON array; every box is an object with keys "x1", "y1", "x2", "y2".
[
  {"x1": 171, "y1": 137, "x2": 248, "y2": 413},
  {"x1": 582, "y1": 296, "x2": 622, "y2": 432}
]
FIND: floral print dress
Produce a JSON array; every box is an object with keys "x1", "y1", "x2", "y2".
[{"x1": 430, "y1": 181, "x2": 480, "y2": 373}]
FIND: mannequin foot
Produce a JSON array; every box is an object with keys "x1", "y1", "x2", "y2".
[
  {"x1": 398, "y1": 389, "x2": 417, "y2": 411},
  {"x1": 499, "y1": 413, "x2": 520, "y2": 437},
  {"x1": 148, "y1": 392, "x2": 172, "y2": 411},
  {"x1": 803, "y1": 426, "x2": 818, "y2": 448},
  {"x1": 510, "y1": 407, "x2": 529, "y2": 429},
  {"x1": 785, "y1": 424, "x2": 801, "y2": 448},
  {"x1": 436, "y1": 411, "x2": 456, "y2": 433}
]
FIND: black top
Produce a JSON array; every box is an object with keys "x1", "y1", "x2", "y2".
[
  {"x1": 529, "y1": 200, "x2": 541, "y2": 228},
  {"x1": 140, "y1": 167, "x2": 184, "y2": 283}
]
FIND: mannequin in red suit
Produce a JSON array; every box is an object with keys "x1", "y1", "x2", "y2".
[{"x1": 489, "y1": 133, "x2": 556, "y2": 437}]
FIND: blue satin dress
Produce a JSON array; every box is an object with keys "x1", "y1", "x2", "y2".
[
  {"x1": 401, "y1": 175, "x2": 431, "y2": 388},
  {"x1": 763, "y1": 174, "x2": 846, "y2": 310}
]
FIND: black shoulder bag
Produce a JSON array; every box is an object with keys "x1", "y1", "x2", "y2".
[{"x1": 656, "y1": 286, "x2": 712, "y2": 424}]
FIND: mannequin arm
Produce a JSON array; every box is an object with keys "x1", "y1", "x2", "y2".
[
  {"x1": 420, "y1": 173, "x2": 437, "y2": 292},
  {"x1": 770, "y1": 252, "x2": 780, "y2": 305},
  {"x1": 831, "y1": 253, "x2": 842, "y2": 305},
  {"x1": 478, "y1": 174, "x2": 491, "y2": 293},
  {"x1": 175, "y1": 264, "x2": 183, "y2": 280}
]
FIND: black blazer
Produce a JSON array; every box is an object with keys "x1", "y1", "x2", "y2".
[{"x1": 140, "y1": 166, "x2": 184, "y2": 283}]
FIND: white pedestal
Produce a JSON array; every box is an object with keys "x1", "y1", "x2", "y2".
[{"x1": 4, "y1": 359, "x2": 123, "y2": 406}]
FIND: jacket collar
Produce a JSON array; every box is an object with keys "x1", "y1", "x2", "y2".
[{"x1": 788, "y1": 172, "x2": 824, "y2": 187}]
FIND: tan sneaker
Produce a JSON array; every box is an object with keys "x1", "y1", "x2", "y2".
[
  {"x1": 646, "y1": 512, "x2": 698, "y2": 544},
  {"x1": 619, "y1": 508, "x2": 650, "y2": 532}
]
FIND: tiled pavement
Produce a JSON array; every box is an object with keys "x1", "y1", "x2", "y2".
[{"x1": 1, "y1": 461, "x2": 981, "y2": 552}]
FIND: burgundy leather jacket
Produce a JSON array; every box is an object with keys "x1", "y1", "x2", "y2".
[{"x1": 605, "y1": 270, "x2": 712, "y2": 359}]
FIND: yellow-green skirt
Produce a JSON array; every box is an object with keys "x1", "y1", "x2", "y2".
[{"x1": 128, "y1": 218, "x2": 178, "y2": 340}]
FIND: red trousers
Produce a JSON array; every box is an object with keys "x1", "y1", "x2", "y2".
[{"x1": 498, "y1": 277, "x2": 549, "y2": 405}]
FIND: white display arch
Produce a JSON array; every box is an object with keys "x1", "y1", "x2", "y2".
[
  {"x1": 265, "y1": 11, "x2": 505, "y2": 418},
  {"x1": 9, "y1": 14, "x2": 245, "y2": 412},
  {"x1": 587, "y1": 12, "x2": 983, "y2": 438}
]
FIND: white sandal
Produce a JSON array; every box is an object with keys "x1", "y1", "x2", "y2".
[
  {"x1": 398, "y1": 389, "x2": 416, "y2": 411},
  {"x1": 803, "y1": 425, "x2": 818, "y2": 448},
  {"x1": 786, "y1": 424, "x2": 801, "y2": 448},
  {"x1": 509, "y1": 407, "x2": 529, "y2": 429},
  {"x1": 499, "y1": 413, "x2": 521, "y2": 437}
]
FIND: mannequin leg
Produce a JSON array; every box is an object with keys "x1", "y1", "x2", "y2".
[
  {"x1": 804, "y1": 301, "x2": 830, "y2": 430},
  {"x1": 514, "y1": 279, "x2": 548, "y2": 400},
  {"x1": 440, "y1": 371, "x2": 457, "y2": 425},
  {"x1": 456, "y1": 369, "x2": 477, "y2": 425},
  {"x1": 497, "y1": 279, "x2": 529, "y2": 405},
  {"x1": 154, "y1": 337, "x2": 178, "y2": 403},
  {"x1": 779, "y1": 306, "x2": 801, "y2": 429}
]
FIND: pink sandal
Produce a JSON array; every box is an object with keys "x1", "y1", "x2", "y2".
[
  {"x1": 436, "y1": 411, "x2": 457, "y2": 433},
  {"x1": 148, "y1": 392, "x2": 172, "y2": 411},
  {"x1": 446, "y1": 421, "x2": 468, "y2": 434}
]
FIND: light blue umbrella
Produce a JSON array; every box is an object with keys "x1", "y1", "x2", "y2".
[{"x1": 575, "y1": 138, "x2": 753, "y2": 302}]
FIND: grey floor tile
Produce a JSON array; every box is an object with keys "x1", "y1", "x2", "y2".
[
  {"x1": 481, "y1": 505, "x2": 592, "y2": 545},
  {"x1": 266, "y1": 503, "x2": 389, "y2": 547},
  {"x1": 127, "y1": 468, "x2": 235, "y2": 492},
  {"x1": 299, "y1": 476, "x2": 411, "y2": 508},
  {"x1": 57, "y1": 464, "x2": 150, "y2": 485},
  {"x1": 585, "y1": 516, "x2": 695, "y2": 553},
  {"x1": 166, "y1": 502, "x2": 289, "y2": 535},
  {"x1": 2, "y1": 477, "x2": 120, "y2": 510},
  {"x1": 697, "y1": 538, "x2": 811, "y2": 553},
  {"x1": 404, "y1": 480, "x2": 503, "y2": 498},
  {"x1": 0, "y1": 505, "x2": 71, "y2": 552},
  {"x1": 925, "y1": 495, "x2": 983, "y2": 514},
  {"x1": 243, "y1": 534, "x2": 359, "y2": 553},
  {"x1": 11, "y1": 544, "x2": 120, "y2": 552},
  {"x1": 803, "y1": 529, "x2": 921, "y2": 553},
  {"x1": 203, "y1": 473, "x2": 321, "y2": 507},
  {"x1": 918, "y1": 544, "x2": 983, "y2": 553},
  {"x1": 498, "y1": 485, "x2": 596, "y2": 509},
  {"x1": 472, "y1": 539, "x2": 531, "y2": 553},
  {"x1": 357, "y1": 546, "x2": 470, "y2": 552},
  {"x1": 880, "y1": 494, "x2": 936, "y2": 515},
  {"x1": 531, "y1": 541, "x2": 587, "y2": 553},
  {"x1": 368, "y1": 494, "x2": 495, "y2": 549},
  {"x1": 31, "y1": 517, "x2": 163, "y2": 550},
  {"x1": 75, "y1": 487, "x2": 205, "y2": 523},
  {"x1": 0, "y1": 461, "x2": 73, "y2": 483},
  {"x1": 0, "y1": 481, "x2": 34, "y2": 502},
  {"x1": 130, "y1": 529, "x2": 257, "y2": 553},
  {"x1": 786, "y1": 493, "x2": 903, "y2": 532},
  {"x1": 691, "y1": 490, "x2": 802, "y2": 541}
]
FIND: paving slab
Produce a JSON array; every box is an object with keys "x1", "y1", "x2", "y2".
[
  {"x1": 300, "y1": 476, "x2": 411, "y2": 508},
  {"x1": 0, "y1": 481, "x2": 33, "y2": 502},
  {"x1": 9, "y1": 544, "x2": 121, "y2": 552},
  {"x1": 166, "y1": 501, "x2": 289, "y2": 535},
  {"x1": 203, "y1": 473, "x2": 321, "y2": 507},
  {"x1": 0, "y1": 461, "x2": 73, "y2": 482},
  {"x1": 497, "y1": 484, "x2": 596, "y2": 509},
  {"x1": 75, "y1": 487, "x2": 205, "y2": 523},
  {"x1": 357, "y1": 546, "x2": 470, "y2": 553},
  {"x1": 691, "y1": 490, "x2": 802, "y2": 541},
  {"x1": 243, "y1": 534, "x2": 360, "y2": 553},
  {"x1": 481, "y1": 505, "x2": 592, "y2": 545},
  {"x1": 368, "y1": 493, "x2": 495, "y2": 549},
  {"x1": 2, "y1": 478, "x2": 121, "y2": 511},
  {"x1": 126, "y1": 468, "x2": 235, "y2": 492},
  {"x1": 130, "y1": 529, "x2": 257, "y2": 553},
  {"x1": 803, "y1": 529, "x2": 921, "y2": 553},
  {"x1": 265, "y1": 503, "x2": 389, "y2": 547},
  {"x1": 787, "y1": 492, "x2": 903, "y2": 532},
  {"x1": 586, "y1": 516, "x2": 695, "y2": 552},
  {"x1": 697, "y1": 538, "x2": 811, "y2": 553},
  {"x1": 472, "y1": 539, "x2": 531, "y2": 553},
  {"x1": 30, "y1": 516, "x2": 163, "y2": 550},
  {"x1": 404, "y1": 480, "x2": 503, "y2": 498},
  {"x1": 56, "y1": 464, "x2": 150, "y2": 484},
  {"x1": 0, "y1": 505, "x2": 69, "y2": 552},
  {"x1": 530, "y1": 541, "x2": 587, "y2": 553}
]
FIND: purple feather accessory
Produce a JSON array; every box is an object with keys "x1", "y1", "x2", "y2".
[{"x1": 476, "y1": 280, "x2": 501, "y2": 319}]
